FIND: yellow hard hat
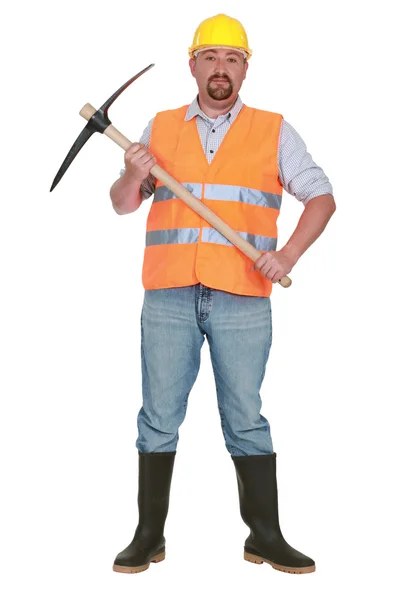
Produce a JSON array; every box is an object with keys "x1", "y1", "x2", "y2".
[{"x1": 188, "y1": 14, "x2": 252, "y2": 60}]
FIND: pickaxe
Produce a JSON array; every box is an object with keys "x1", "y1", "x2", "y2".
[{"x1": 50, "y1": 64, "x2": 292, "y2": 288}]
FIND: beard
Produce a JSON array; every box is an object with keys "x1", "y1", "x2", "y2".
[{"x1": 206, "y1": 74, "x2": 233, "y2": 100}]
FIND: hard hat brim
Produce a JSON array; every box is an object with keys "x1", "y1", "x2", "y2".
[{"x1": 189, "y1": 45, "x2": 252, "y2": 59}]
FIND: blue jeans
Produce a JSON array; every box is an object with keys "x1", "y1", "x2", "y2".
[{"x1": 136, "y1": 284, "x2": 274, "y2": 456}]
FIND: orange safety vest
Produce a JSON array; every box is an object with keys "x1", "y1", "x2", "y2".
[{"x1": 143, "y1": 104, "x2": 283, "y2": 297}]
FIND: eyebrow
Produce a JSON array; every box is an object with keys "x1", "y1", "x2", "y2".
[{"x1": 203, "y1": 49, "x2": 241, "y2": 58}]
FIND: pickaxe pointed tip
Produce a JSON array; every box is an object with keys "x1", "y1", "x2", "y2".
[{"x1": 50, "y1": 177, "x2": 59, "y2": 192}]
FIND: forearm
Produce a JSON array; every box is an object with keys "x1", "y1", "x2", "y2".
[
  {"x1": 282, "y1": 194, "x2": 336, "y2": 264},
  {"x1": 109, "y1": 173, "x2": 144, "y2": 215}
]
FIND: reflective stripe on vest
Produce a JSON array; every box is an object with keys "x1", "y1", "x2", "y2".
[
  {"x1": 201, "y1": 228, "x2": 277, "y2": 252},
  {"x1": 146, "y1": 228, "x2": 200, "y2": 246},
  {"x1": 146, "y1": 227, "x2": 276, "y2": 252},
  {"x1": 205, "y1": 184, "x2": 281, "y2": 209},
  {"x1": 153, "y1": 183, "x2": 202, "y2": 202},
  {"x1": 154, "y1": 183, "x2": 282, "y2": 209}
]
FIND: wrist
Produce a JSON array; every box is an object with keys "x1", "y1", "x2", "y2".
[
  {"x1": 281, "y1": 243, "x2": 301, "y2": 266},
  {"x1": 122, "y1": 170, "x2": 145, "y2": 185}
]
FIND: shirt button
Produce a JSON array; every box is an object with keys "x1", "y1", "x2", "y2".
[
  {"x1": 210, "y1": 149, "x2": 214, "y2": 153},
  {"x1": 212, "y1": 129, "x2": 215, "y2": 133}
]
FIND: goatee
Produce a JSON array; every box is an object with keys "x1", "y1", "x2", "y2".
[{"x1": 207, "y1": 75, "x2": 233, "y2": 100}]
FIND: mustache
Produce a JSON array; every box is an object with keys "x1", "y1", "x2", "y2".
[{"x1": 208, "y1": 73, "x2": 232, "y2": 84}]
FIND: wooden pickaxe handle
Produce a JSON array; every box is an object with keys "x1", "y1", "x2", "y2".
[{"x1": 80, "y1": 103, "x2": 292, "y2": 288}]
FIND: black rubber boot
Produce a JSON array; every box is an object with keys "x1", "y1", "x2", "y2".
[
  {"x1": 113, "y1": 451, "x2": 176, "y2": 573},
  {"x1": 232, "y1": 453, "x2": 315, "y2": 574}
]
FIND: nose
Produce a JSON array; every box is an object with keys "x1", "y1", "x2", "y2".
[{"x1": 213, "y1": 56, "x2": 226, "y2": 71}]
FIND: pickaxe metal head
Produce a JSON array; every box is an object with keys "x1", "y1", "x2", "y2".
[{"x1": 50, "y1": 63, "x2": 154, "y2": 192}]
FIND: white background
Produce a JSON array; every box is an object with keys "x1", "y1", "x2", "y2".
[{"x1": 1, "y1": 0, "x2": 399, "y2": 598}]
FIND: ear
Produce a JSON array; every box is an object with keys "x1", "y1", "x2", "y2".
[
  {"x1": 189, "y1": 58, "x2": 196, "y2": 77},
  {"x1": 244, "y1": 61, "x2": 249, "y2": 79}
]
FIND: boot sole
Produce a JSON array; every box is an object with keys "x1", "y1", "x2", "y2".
[
  {"x1": 113, "y1": 551, "x2": 166, "y2": 574},
  {"x1": 244, "y1": 551, "x2": 315, "y2": 574}
]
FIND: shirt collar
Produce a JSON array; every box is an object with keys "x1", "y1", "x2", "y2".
[{"x1": 184, "y1": 95, "x2": 243, "y2": 122}]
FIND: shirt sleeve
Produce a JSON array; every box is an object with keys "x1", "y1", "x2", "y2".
[
  {"x1": 278, "y1": 119, "x2": 333, "y2": 205},
  {"x1": 119, "y1": 118, "x2": 156, "y2": 200}
]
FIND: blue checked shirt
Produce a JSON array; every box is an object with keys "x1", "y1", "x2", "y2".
[{"x1": 120, "y1": 95, "x2": 333, "y2": 205}]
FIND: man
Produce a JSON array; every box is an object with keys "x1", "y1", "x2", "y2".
[{"x1": 110, "y1": 13, "x2": 335, "y2": 575}]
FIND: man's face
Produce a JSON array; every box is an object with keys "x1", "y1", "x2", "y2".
[{"x1": 189, "y1": 48, "x2": 248, "y2": 102}]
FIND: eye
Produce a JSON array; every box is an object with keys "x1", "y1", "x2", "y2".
[
  {"x1": 228, "y1": 57, "x2": 237, "y2": 63},
  {"x1": 205, "y1": 56, "x2": 215, "y2": 60}
]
